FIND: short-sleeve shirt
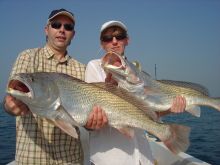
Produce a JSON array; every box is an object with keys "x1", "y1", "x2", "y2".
[
  {"x1": 85, "y1": 59, "x2": 154, "y2": 165},
  {"x1": 10, "y1": 46, "x2": 86, "y2": 165}
]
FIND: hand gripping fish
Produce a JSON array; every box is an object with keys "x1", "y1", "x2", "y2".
[
  {"x1": 6, "y1": 72, "x2": 190, "y2": 154},
  {"x1": 101, "y1": 51, "x2": 220, "y2": 117}
]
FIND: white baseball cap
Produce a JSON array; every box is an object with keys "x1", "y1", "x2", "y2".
[{"x1": 100, "y1": 20, "x2": 127, "y2": 34}]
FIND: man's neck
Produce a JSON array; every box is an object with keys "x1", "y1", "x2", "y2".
[{"x1": 47, "y1": 44, "x2": 67, "y2": 61}]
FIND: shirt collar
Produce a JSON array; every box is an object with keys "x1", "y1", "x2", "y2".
[{"x1": 43, "y1": 45, "x2": 71, "y2": 63}]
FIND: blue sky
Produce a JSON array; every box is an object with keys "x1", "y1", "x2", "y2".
[{"x1": 1, "y1": 0, "x2": 220, "y2": 101}]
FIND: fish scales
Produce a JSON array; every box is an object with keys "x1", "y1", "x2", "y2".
[
  {"x1": 56, "y1": 76, "x2": 155, "y2": 125},
  {"x1": 6, "y1": 72, "x2": 190, "y2": 154},
  {"x1": 151, "y1": 80, "x2": 207, "y2": 96},
  {"x1": 58, "y1": 78, "x2": 172, "y2": 139},
  {"x1": 102, "y1": 51, "x2": 220, "y2": 117}
]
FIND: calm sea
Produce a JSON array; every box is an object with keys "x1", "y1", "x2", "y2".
[
  {"x1": 0, "y1": 106, "x2": 16, "y2": 165},
  {"x1": 0, "y1": 106, "x2": 220, "y2": 165}
]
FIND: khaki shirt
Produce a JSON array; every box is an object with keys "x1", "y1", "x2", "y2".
[{"x1": 10, "y1": 46, "x2": 86, "y2": 165}]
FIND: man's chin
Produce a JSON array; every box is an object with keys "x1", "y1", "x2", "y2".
[{"x1": 109, "y1": 49, "x2": 123, "y2": 55}]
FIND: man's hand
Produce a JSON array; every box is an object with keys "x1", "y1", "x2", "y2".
[
  {"x1": 170, "y1": 95, "x2": 186, "y2": 113},
  {"x1": 4, "y1": 95, "x2": 30, "y2": 116},
  {"x1": 85, "y1": 105, "x2": 108, "y2": 130},
  {"x1": 156, "y1": 95, "x2": 186, "y2": 117}
]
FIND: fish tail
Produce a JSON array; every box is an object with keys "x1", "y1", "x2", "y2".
[
  {"x1": 186, "y1": 105, "x2": 201, "y2": 117},
  {"x1": 163, "y1": 124, "x2": 190, "y2": 154}
]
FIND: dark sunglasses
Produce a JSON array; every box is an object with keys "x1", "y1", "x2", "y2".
[
  {"x1": 50, "y1": 21, "x2": 74, "y2": 31},
  {"x1": 101, "y1": 34, "x2": 127, "y2": 42}
]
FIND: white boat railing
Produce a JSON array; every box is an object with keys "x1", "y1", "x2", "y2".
[{"x1": 7, "y1": 134, "x2": 211, "y2": 165}]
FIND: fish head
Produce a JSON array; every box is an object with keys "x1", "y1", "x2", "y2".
[
  {"x1": 6, "y1": 72, "x2": 60, "y2": 111},
  {"x1": 101, "y1": 51, "x2": 144, "y2": 85}
]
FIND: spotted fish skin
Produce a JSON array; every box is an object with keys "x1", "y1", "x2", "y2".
[
  {"x1": 7, "y1": 72, "x2": 190, "y2": 154},
  {"x1": 102, "y1": 52, "x2": 220, "y2": 117}
]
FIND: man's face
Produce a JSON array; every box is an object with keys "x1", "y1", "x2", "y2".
[
  {"x1": 45, "y1": 15, "x2": 75, "y2": 51},
  {"x1": 101, "y1": 27, "x2": 129, "y2": 55}
]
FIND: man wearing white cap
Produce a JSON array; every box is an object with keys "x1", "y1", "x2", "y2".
[
  {"x1": 85, "y1": 20, "x2": 186, "y2": 165},
  {"x1": 4, "y1": 9, "x2": 107, "y2": 165}
]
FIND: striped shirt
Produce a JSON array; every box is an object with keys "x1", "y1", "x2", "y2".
[{"x1": 10, "y1": 46, "x2": 86, "y2": 165}]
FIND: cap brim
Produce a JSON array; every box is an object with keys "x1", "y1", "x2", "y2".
[
  {"x1": 100, "y1": 21, "x2": 127, "y2": 33},
  {"x1": 47, "y1": 11, "x2": 75, "y2": 23}
]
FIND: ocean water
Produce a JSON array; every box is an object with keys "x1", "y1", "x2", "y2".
[
  {"x1": 0, "y1": 106, "x2": 16, "y2": 165},
  {"x1": 0, "y1": 106, "x2": 220, "y2": 165},
  {"x1": 162, "y1": 107, "x2": 220, "y2": 165}
]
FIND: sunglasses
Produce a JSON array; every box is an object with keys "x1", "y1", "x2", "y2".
[
  {"x1": 101, "y1": 34, "x2": 127, "y2": 42},
  {"x1": 50, "y1": 21, "x2": 74, "y2": 31}
]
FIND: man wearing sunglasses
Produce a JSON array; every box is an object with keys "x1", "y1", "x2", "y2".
[
  {"x1": 85, "y1": 20, "x2": 186, "y2": 165},
  {"x1": 3, "y1": 9, "x2": 107, "y2": 165}
]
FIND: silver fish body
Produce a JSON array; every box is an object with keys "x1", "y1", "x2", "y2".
[
  {"x1": 102, "y1": 52, "x2": 220, "y2": 117},
  {"x1": 7, "y1": 72, "x2": 190, "y2": 154}
]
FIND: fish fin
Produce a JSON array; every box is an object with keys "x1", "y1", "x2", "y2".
[
  {"x1": 56, "y1": 105, "x2": 81, "y2": 127},
  {"x1": 50, "y1": 119, "x2": 79, "y2": 139},
  {"x1": 132, "y1": 61, "x2": 141, "y2": 70},
  {"x1": 114, "y1": 126, "x2": 134, "y2": 138},
  {"x1": 47, "y1": 105, "x2": 80, "y2": 139},
  {"x1": 162, "y1": 124, "x2": 190, "y2": 154},
  {"x1": 186, "y1": 105, "x2": 201, "y2": 117},
  {"x1": 158, "y1": 80, "x2": 210, "y2": 96}
]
